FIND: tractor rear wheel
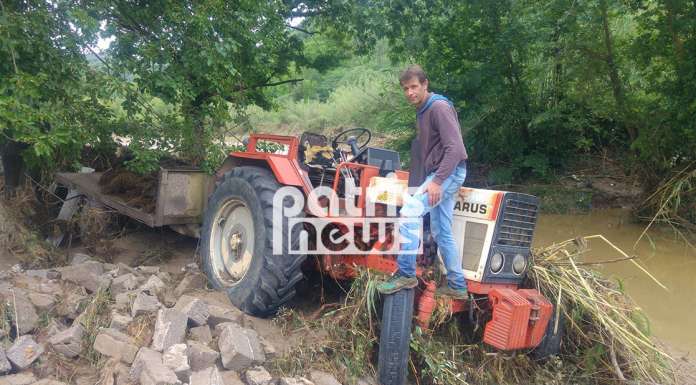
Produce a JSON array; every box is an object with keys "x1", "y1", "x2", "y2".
[
  {"x1": 200, "y1": 166, "x2": 305, "y2": 317},
  {"x1": 378, "y1": 288, "x2": 415, "y2": 385}
]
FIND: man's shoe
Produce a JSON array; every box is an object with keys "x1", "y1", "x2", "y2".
[
  {"x1": 436, "y1": 286, "x2": 468, "y2": 300},
  {"x1": 377, "y1": 273, "x2": 418, "y2": 294}
]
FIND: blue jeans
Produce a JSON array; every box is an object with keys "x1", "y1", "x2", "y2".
[{"x1": 397, "y1": 165, "x2": 467, "y2": 289}]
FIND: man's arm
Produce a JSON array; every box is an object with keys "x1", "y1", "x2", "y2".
[{"x1": 431, "y1": 102, "x2": 466, "y2": 185}]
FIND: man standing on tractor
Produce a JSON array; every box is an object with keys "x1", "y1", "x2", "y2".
[{"x1": 377, "y1": 65, "x2": 469, "y2": 299}]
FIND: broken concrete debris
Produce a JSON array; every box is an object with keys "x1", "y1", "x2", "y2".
[
  {"x1": 189, "y1": 366, "x2": 224, "y2": 385},
  {"x1": 131, "y1": 291, "x2": 162, "y2": 317},
  {"x1": 48, "y1": 324, "x2": 84, "y2": 358},
  {"x1": 186, "y1": 340, "x2": 219, "y2": 371},
  {"x1": 217, "y1": 322, "x2": 266, "y2": 371},
  {"x1": 0, "y1": 348, "x2": 11, "y2": 373},
  {"x1": 162, "y1": 343, "x2": 191, "y2": 382},
  {"x1": 245, "y1": 366, "x2": 274, "y2": 385},
  {"x1": 0, "y1": 256, "x2": 344, "y2": 385},
  {"x1": 173, "y1": 295, "x2": 209, "y2": 327},
  {"x1": 1, "y1": 292, "x2": 39, "y2": 335},
  {"x1": 151, "y1": 308, "x2": 188, "y2": 352},
  {"x1": 6, "y1": 335, "x2": 44, "y2": 370},
  {"x1": 93, "y1": 328, "x2": 139, "y2": 364},
  {"x1": 129, "y1": 347, "x2": 163, "y2": 383}
]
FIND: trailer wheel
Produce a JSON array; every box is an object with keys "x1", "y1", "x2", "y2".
[
  {"x1": 378, "y1": 288, "x2": 415, "y2": 385},
  {"x1": 201, "y1": 166, "x2": 305, "y2": 317},
  {"x1": 532, "y1": 304, "x2": 564, "y2": 359}
]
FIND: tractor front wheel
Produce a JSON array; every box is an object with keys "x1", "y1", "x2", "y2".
[
  {"x1": 200, "y1": 166, "x2": 305, "y2": 317},
  {"x1": 532, "y1": 304, "x2": 564, "y2": 359},
  {"x1": 378, "y1": 288, "x2": 415, "y2": 385}
]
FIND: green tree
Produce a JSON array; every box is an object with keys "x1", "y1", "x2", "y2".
[
  {"x1": 86, "y1": 0, "x2": 336, "y2": 168},
  {"x1": 333, "y1": 0, "x2": 560, "y2": 180},
  {"x1": 0, "y1": 0, "x2": 114, "y2": 193},
  {"x1": 631, "y1": 0, "x2": 696, "y2": 175},
  {"x1": 325, "y1": 0, "x2": 651, "y2": 181}
]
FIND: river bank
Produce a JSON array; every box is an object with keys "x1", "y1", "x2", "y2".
[
  {"x1": 2, "y1": 154, "x2": 694, "y2": 383},
  {"x1": 463, "y1": 154, "x2": 644, "y2": 214},
  {"x1": 5, "y1": 216, "x2": 694, "y2": 384}
]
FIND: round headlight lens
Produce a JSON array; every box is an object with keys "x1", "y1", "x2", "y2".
[
  {"x1": 512, "y1": 254, "x2": 527, "y2": 275},
  {"x1": 490, "y1": 252, "x2": 504, "y2": 273}
]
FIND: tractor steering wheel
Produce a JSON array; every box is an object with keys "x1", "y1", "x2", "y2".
[{"x1": 331, "y1": 128, "x2": 372, "y2": 156}]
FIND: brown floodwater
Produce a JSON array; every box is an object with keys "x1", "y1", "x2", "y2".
[{"x1": 533, "y1": 209, "x2": 696, "y2": 354}]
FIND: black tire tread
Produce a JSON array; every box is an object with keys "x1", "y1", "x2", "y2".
[
  {"x1": 532, "y1": 304, "x2": 564, "y2": 359},
  {"x1": 201, "y1": 166, "x2": 305, "y2": 317},
  {"x1": 378, "y1": 289, "x2": 415, "y2": 385}
]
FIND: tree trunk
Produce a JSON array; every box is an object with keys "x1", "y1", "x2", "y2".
[
  {"x1": 664, "y1": 0, "x2": 685, "y2": 61},
  {"x1": 599, "y1": 0, "x2": 636, "y2": 143},
  {"x1": 190, "y1": 114, "x2": 206, "y2": 167},
  {"x1": 551, "y1": 21, "x2": 564, "y2": 106},
  {"x1": 665, "y1": 0, "x2": 688, "y2": 93},
  {"x1": 0, "y1": 200, "x2": 17, "y2": 263},
  {"x1": 0, "y1": 139, "x2": 29, "y2": 198},
  {"x1": 489, "y1": 1, "x2": 531, "y2": 141},
  {"x1": 182, "y1": 93, "x2": 210, "y2": 167}
]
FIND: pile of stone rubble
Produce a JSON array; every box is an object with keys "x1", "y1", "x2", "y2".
[{"x1": 0, "y1": 254, "x2": 348, "y2": 385}]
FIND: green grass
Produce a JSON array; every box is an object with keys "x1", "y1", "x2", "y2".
[{"x1": 77, "y1": 288, "x2": 113, "y2": 366}]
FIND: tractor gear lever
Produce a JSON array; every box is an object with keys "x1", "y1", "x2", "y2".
[{"x1": 345, "y1": 136, "x2": 361, "y2": 156}]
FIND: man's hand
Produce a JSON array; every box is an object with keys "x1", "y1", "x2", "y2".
[{"x1": 425, "y1": 181, "x2": 442, "y2": 206}]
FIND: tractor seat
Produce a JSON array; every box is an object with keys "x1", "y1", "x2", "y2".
[
  {"x1": 304, "y1": 145, "x2": 335, "y2": 168},
  {"x1": 299, "y1": 132, "x2": 337, "y2": 187},
  {"x1": 299, "y1": 132, "x2": 334, "y2": 168}
]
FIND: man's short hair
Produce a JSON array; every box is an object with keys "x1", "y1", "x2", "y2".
[{"x1": 399, "y1": 65, "x2": 428, "y2": 85}]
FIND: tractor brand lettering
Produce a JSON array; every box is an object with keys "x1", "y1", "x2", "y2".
[
  {"x1": 456, "y1": 188, "x2": 503, "y2": 221},
  {"x1": 454, "y1": 201, "x2": 488, "y2": 215},
  {"x1": 273, "y1": 186, "x2": 422, "y2": 255}
]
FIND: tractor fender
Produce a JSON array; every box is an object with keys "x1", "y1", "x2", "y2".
[{"x1": 211, "y1": 153, "x2": 310, "y2": 197}]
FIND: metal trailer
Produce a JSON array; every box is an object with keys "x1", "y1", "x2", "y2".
[{"x1": 54, "y1": 167, "x2": 210, "y2": 238}]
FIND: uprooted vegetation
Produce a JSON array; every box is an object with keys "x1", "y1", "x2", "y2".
[
  {"x1": 97, "y1": 155, "x2": 192, "y2": 214},
  {"x1": 0, "y1": 186, "x2": 59, "y2": 268},
  {"x1": 529, "y1": 236, "x2": 673, "y2": 383},
  {"x1": 269, "y1": 237, "x2": 676, "y2": 385},
  {"x1": 635, "y1": 162, "x2": 696, "y2": 247},
  {"x1": 0, "y1": 180, "x2": 132, "y2": 266}
]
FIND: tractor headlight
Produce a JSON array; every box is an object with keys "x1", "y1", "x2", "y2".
[
  {"x1": 490, "y1": 252, "x2": 504, "y2": 273},
  {"x1": 512, "y1": 254, "x2": 527, "y2": 275}
]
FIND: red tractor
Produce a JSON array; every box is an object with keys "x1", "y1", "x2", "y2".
[{"x1": 199, "y1": 129, "x2": 559, "y2": 385}]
